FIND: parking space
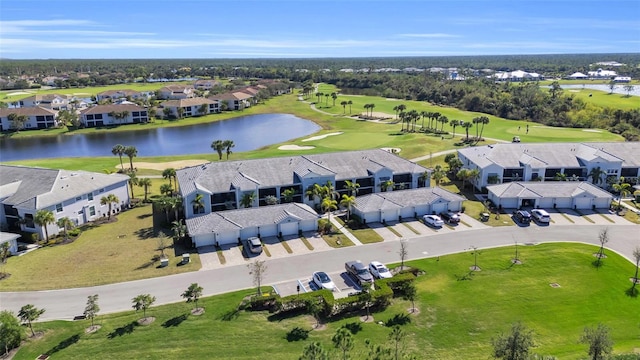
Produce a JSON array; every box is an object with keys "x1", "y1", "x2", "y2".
[
  {"x1": 386, "y1": 221, "x2": 420, "y2": 238},
  {"x1": 262, "y1": 236, "x2": 290, "y2": 258},
  {"x1": 274, "y1": 271, "x2": 361, "y2": 299},
  {"x1": 368, "y1": 222, "x2": 401, "y2": 239}
]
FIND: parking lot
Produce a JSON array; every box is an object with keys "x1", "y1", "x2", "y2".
[
  {"x1": 369, "y1": 214, "x2": 491, "y2": 240},
  {"x1": 273, "y1": 270, "x2": 363, "y2": 299}
]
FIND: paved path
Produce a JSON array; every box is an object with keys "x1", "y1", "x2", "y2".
[{"x1": 1, "y1": 225, "x2": 638, "y2": 321}]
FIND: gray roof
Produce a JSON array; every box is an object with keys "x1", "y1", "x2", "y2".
[
  {"x1": 185, "y1": 203, "x2": 318, "y2": 237},
  {"x1": 0, "y1": 165, "x2": 129, "y2": 210},
  {"x1": 177, "y1": 149, "x2": 428, "y2": 196},
  {"x1": 487, "y1": 181, "x2": 613, "y2": 199},
  {"x1": 354, "y1": 187, "x2": 465, "y2": 212},
  {"x1": 458, "y1": 142, "x2": 639, "y2": 169}
]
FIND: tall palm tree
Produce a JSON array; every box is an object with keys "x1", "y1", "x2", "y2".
[
  {"x1": 100, "y1": 194, "x2": 119, "y2": 220},
  {"x1": 393, "y1": 105, "x2": 400, "y2": 120},
  {"x1": 343, "y1": 180, "x2": 360, "y2": 197},
  {"x1": 137, "y1": 177, "x2": 152, "y2": 202},
  {"x1": 171, "y1": 220, "x2": 187, "y2": 241},
  {"x1": 612, "y1": 180, "x2": 632, "y2": 211},
  {"x1": 324, "y1": 93, "x2": 329, "y2": 106},
  {"x1": 223, "y1": 139, "x2": 235, "y2": 160},
  {"x1": 380, "y1": 180, "x2": 394, "y2": 192},
  {"x1": 461, "y1": 121, "x2": 473, "y2": 141},
  {"x1": 124, "y1": 146, "x2": 138, "y2": 172},
  {"x1": 340, "y1": 194, "x2": 356, "y2": 221},
  {"x1": 407, "y1": 110, "x2": 419, "y2": 132},
  {"x1": 211, "y1": 139, "x2": 225, "y2": 160},
  {"x1": 399, "y1": 111, "x2": 407, "y2": 132},
  {"x1": 439, "y1": 115, "x2": 449, "y2": 132},
  {"x1": 430, "y1": 112, "x2": 441, "y2": 131},
  {"x1": 450, "y1": 119, "x2": 461, "y2": 138},
  {"x1": 587, "y1": 167, "x2": 606, "y2": 185},
  {"x1": 162, "y1": 168, "x2": 176, "y2": 189},
  {"x1": 176, "y1": 107, "x2": 185, "y2": 119},
  {"x1": 191, "y1": 193, "x2": 205, "y2": 214},
  {"x1": 240, "y1": 192, "x2": 256, "y2": 208},
  {"x1": 419, "y1": 170, "x2": 430, "y2": 187},
  {"x1": 111, "y1": 144, "x2": 126, "y2": 172},
  {"x1": 431, "y1": 165, "x2": 446, "y2": 186},
  {"x1": 128, "y1": 172, "x2": 138, "y2": 199},
  {"x1": 420, "y1": 110, "x2": 429, "y2": 130},
  {"x1": 282, "y1": 188, "x2": 296, "y2": 203},
  {"x1": 340, "y1": 101, "x2": 348, "y2": 114},
  {"x1": 56, "y1": 217, "x2": 75, "y2": 242},
  {"x1": 321, "y1": 196, "x2": 338, "y2": 222},
  {"x1": 331, "y1": 92, "x2": 337, "y2": 106},
  {"x1": 363, "y1": 104, "x2": 370, "y2": 117},
  {"x1": 369, "y1": 103, "x2": 375, "y2": 117},
  {"x1": 160, "y1": 183, "x2": 173, "y2": 197},
  {"x1": 34, "y1": 209, "x2": 55, "y2": 243},
  {"x1": 347, "y1": 100, "x2": 352, "y2": 114},
  {"x1": 476, "y1": 116, "x2": 490, "y2": 142},
  {"x1": 315, "y1": 92, "x2": 323, "y2": 104}
]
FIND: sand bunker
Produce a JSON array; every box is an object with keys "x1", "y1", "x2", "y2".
[
  {"x1": 582, "y1": 129, "x2": 602, "y2": 133},
  {"x1": 381, "y1": 147, "x2": 401, "y2": 154},
  {"x1": 278, "y1": 145, "x2": 315, "y2": 150},
  {"x1": 302, "y1": 132, "x2": 343, "y2": 142},
  {"x1": 116, "y1": 159, "x2": 209, "y2": 171},
  {"x1": 6, "y1": 91, "x2": 32, "y2": 96}
]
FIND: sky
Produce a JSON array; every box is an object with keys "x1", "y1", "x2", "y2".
[{"x1": 0, "y1": 0, "x2": 639, "y2": 59}]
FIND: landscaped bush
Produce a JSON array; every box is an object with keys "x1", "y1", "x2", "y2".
[
  {"x1": 285, "y1": 327, "x2": 310, "y2": 342},
  {"x1": 277, "y1": 290, "x2": 333, "y2": 316},
  {"x1": 342, "y1": 321, "x2": 363, "y2": 334},
  {"x1": 247, "y1": 294, "x2": 280, "y2": 312},
  {"x1": 378, "y1": 272, "x2": 416, "y2": 296}
]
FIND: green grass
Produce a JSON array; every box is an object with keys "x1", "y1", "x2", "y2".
[
  {"x1": 402, "y1": 222, "x2": 421, "y2": 235},
  {"x1": 299, "y1": 236, "x2": 314, "y2": 250},
  {"x1": 321, "y1": 231, "x2": 355, "y2": 248},
  {"x1": 12, "y1": 243, "x2": 640, "y2": 360},
  {"x1": 279, "y1": 238, "x2": 293, "y2": 254},
  {"x1": 349, "y1": 227, "x2": 384, "y2": 244},
  {"x1": 564, "y1": 87, "x2": 640, "y2": 111},
  {"x1": 386, "y1": 226, "x2": 402, "y2": 237}
]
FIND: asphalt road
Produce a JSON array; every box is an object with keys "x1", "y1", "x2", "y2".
[{"x1": 1, "y1": 224, "x2": 638, "y2": 321}]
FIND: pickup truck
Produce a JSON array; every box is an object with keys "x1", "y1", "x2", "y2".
[{"x1": 345, "y1": 260, "x2": 374, "y2": 286}]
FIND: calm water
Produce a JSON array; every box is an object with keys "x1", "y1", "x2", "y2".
[{"x1": 0, "y1": 114, "x2": 321, "y2": 162}]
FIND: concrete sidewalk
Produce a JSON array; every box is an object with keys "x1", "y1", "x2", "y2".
[{"x1": 328, "y1": 215, "x2": 363, "y2": 245}]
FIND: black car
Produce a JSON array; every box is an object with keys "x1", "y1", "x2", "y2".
[
  {"x1": 514, "y1": 210, "x2": 532, "y2": 224},
  {"x1": 439, "y1": 211, "x2": 460, "y2": 224}
]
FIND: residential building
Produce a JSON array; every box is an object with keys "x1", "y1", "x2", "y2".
[
  {"x1": 209, "y1": 91, "x2": 253, "y2": 110},
  {"x1": 0, "y1": 107, "x2": 58, "y2": 131},
  {"x1": 0, "y1": 232, "x2": 20, "y2": 255},
  {"x1": 177, "y1": 149, "x2": 431, "y2": 219},
  {"x1": 96, "y1": 89, "x2": 143, "y2": 102},
  {"x1": 0, "y1": 165, "x2": 130, "y2": 240},
  {"x1": 588, "y1": 68, "x2": 617, "y2": 79},
  {"x1": 158, "y1": 85, "x2": 195, "y2": 100},
  {"x1": 79, "y1": 104, "x2": 149, "y2": 127},
  {"x1": 492, "y1": 70, "x2": 543, "y2": 82},
  {"x1": 457, "y1": 142, "x2": 640, "y2": 191},
  {"x1": 157, "y1": 97, "x2": 219, "y2": 119},
  {"x1": 487, "y1": 181, "x2": 612, "y2": 210},
  {"x1": 567, "y1": 72, "x2": 588, "y2": 80},
  {"x1": 18, "y1": 94, "x2": 69, "y2": 110},
  {"x1": 193, "y1": 79, "x2": 220, "y2": 90},
  {"x1": 613, "y1": 76, "x2": 632, "y2": 83}
]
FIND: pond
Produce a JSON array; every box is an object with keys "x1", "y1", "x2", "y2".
[{"x1": 0, "y1": 114, "x2": 321, "y2": 162}]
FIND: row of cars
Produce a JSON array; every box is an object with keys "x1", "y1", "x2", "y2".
[
  {"x1": 312, "y1": 260, "x2": 392, "y2": 292},
  {"x1": 514, "y1": 209, "x2": 550, "y2": 225},
  {"x1": 423, "y1": 211, "x2": 461, "y2": 228}
]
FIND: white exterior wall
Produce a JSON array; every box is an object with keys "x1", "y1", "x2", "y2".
[{"x1": 299, "y1": 219, "x2": 317, "y2": 232}]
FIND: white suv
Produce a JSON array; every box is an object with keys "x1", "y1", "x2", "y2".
[{"x1": 531, "y1": 209, "x2": 550, "y2": 224}]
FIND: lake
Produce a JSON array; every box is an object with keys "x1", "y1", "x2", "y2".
[{"x1": 0, "y1": 114, "x2": 321, "y2": 162}]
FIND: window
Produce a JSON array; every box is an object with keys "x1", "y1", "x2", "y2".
[
  {"x1": 76, "y1": 196, "x2": 82, "y2": 201},
  {"x1": 88, "y1": 192, "x2": 93, "y2": 201},
  {"x1": 87, "y1": 114, "x2": 94, "y2": 120},
  {"x1": 133, "y1": 112, "x2": 140, "y2": 116},
  {"x1": 89, "y1": 206, "x2": 95, "y2": 216},
  {"x1": 607, "y1": 169, "x2": 618, "y2": 174},
  {"x1": 36, "y1": 115, "x2": 45, "y2": 121},
  {"x1": 24, "y1": 214, "x2": 34, "y2": 228},
  {"x1": 95, "y1": 114, "x2": 103, "y2": 120},
  {"x1": 55, "y1": 203, "x2": 63, "y2": 212},
  {"x1": 99, "y1": 188, "x2": 104, "y2": 193}
]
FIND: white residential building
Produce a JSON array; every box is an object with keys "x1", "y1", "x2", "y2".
[
  {"x1": 158, "y1": 85, "x2": 195, "y2": 100},
  {"x1": 0, "y1": 107, "x2": 59, "y2": 131},
  {"x1": 79, "y1": 104, "x2": 149, "y2": 127}
]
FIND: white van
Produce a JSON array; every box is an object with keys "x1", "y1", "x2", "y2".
[{"x1": 531, "y1": 209, "x2": 550, "y2": 224}]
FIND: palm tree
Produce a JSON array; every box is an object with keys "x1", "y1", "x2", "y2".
[
  {"x1": 127, "y1": 172, "x2": 138, "y2": 199},
  {"x1": 340, "y1": 194, "x2": 356, "y2": 221},
  {"x1": 340, "y1": 101, "x2": 348, "y2": 114},
  {"x1": 450, "y1": 119, "x2": 460, "y2": 138},
  {"x1": 343, "y1": 180, "x2": 360, "y2": 196},
  {"x1": 223, "y1": 139, "x2": 235, "y2": 160},
  {"x1": 137, "y1": 177, "x2": 152, "y2": 202},
  {"x1": 407, "y1": 109, "x2": 419, "y2": 132},
  {"x1": 430, "y1": 112, "x2": 441, "y2": 131},
  {"x1": 211, "y1": 139, "x2": 224, "y2": 160},
  {"x1": 240, "y1": 192, "x2": 256, "y2": 208},
  {"x1": 347, "y1": 100, "x2": 352, "y2": 114},
  {"x1": 393, "y1": 105, "x2": 400, "y2": 120},
  {"x1": 476, "y1": 116, "x2": 490, "y2": 142},
  {"x1": 324, "y1": 93, "x2": 329, "y2": 106},
  {"x1": 124, "y1": 146, "x2": 138, "y2": 172},
  {"x1": 163, "y1": 107, "x2": 172, "y2": 119},
  {"x1": 8, "y1": 113, "x2": 28, "y2": 131},
  {"x1": 315, "y1": 92, "x2": 323, "y2": 104},
  {"x1": 439, "y1": 115, "x2": 449, "y2": 132},
  {"x1": 399, "y1": 111, "x2": 407, "y2": 132},
  {"x1": 191, "y1": 193, "x2": 205, "y2": 214},
  {"x1": 321, "y1": 196, "x2": 338, "y2": 222},
  {"x1": 363, "y1": 104, "x2": 370, "y2": 117},
  {"x1": 198, "y1": 104, "x2": 207, "y2": 116},
  {"x1": 160, "y1": 183, "x2": 173, "y2": 197},
  {"x1": 282, "y1": 188, "x2": 296, "y2": 203},
  {"x1": 331, "y1": 92, "x2": 337, "y2": 106},
  {"x1": 100, "y1": 194, "x2": 119, "y2": 220},
  {"x1": 461, "y1": 121, "x2": 473, "y2": 141},
  {"x1": 34, "y1": 209, "x2": 55, "y2": 243},
  {"x1": 380, "y1": 180, "x2": 394, "y2": 192},
  {"x1": 431, "y1": 165, "x2": 446, "y2": 186},
  {"x1": 587, "y1": 167, "x2": 606, "y2": 185},
  {"x1": 554, "y1": 172, "x2": 567, "y2": 181},
  {"x1": 612, "y1": 180, "x2": 632, "y2": 211},
  {"x1": 56, "y1": 217, "x2": 75, "y2": 242},
  {"x1": 162, "y1": 168, "x2": 176, "y2": 190},
  {"x1": 171, "y1": 220, "x2": 187, "y2": 241},
  {"x1": 420, "y1": 110, "x2": 429, "y2": 130},
  {"x1": 111, "y1": 144, "x2": 126, "y2": 172},
  {"x1": 369, "y1": 103, "x2": 375, "y2": 117}
]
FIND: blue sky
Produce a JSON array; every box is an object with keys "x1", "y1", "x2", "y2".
[{"x1": 1, "y1": 0, "x2": 639, "y2": 59}]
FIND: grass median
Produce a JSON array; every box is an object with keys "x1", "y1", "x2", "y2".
[{"x1": 11, "y1": 243, "x2": 640, "y2": 360}]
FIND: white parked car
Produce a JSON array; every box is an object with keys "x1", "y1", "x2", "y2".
[
  {"x1": 312, "y1": 271, "x2": 336, "y2": 291},
  {"x1": 531, "y1": 209, "x2": 551, "y2": 224},
  {"x1": 369, "y1": 261, "x2": 393, "y2": 279},
  {"x1": 423, "y1": 214, "x2": 445, "y2": 228}
]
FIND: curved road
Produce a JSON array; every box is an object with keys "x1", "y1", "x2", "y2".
[{"x1": 1, "y1": 224, "x2": 638, "y2": 321}]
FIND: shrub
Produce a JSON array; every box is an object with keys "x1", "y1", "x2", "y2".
[
  {"x1": 286, "y1": 327, "x2": 310, "y2": 342},
  {"x1": 247, "y1": 294, "x2": 280, "y2": 312},
  {"x1": 342, "y1": 322, "x2": 363, "y2": 334}
]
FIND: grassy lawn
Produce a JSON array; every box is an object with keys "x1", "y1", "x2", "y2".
[
  {"x1": 0, "y1": 181, "x2": 200, "y2": 291},
  {"x1": 12, "y1": 243, "x2": 640, "y2": 360},
  {"x1": 563, "y1": 87, "x2": 640, "y2": 111}
]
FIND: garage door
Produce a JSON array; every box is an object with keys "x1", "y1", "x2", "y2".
[
  {"x1": 300, "y1": 219, "x2": 317, "y2": 232},
  {"x1": 216, "y1": 231, "x2": 238, "y2": 246},
  {"x1": 279, "y1": 221, "x2": 298, "y2": 236},
  {"x1": 400, "y1": 207, "x2": 415, "y2": 219},
  {"x1": 538, "y1": 198, "x2": 553, "y2": 208},
  {"x1": 574, "y1": 197, "x2": 592, "y2": 209},
  {"x1": 593, "y1": 198, "x2": 611, "y2": 209},
  {"x1": 364, "y1": 211, "x2": 380, "y2": 224},
  {"x1": 498, "y1": 198, "x2": 518, "y2": 209},
  {"x1": 381, "y1": 210, "x2": 398, "y2": 223},
  {"x1": 414, "y1": 205, "x2": 429, "y2": 217},
  {"x1": 240, "y1": 227, "x2": 259, "y2": 239},
  {"x1": 555, "y1": 198, "x2": 572, "y2": 208},
  {"x1": 260, "y1": 224, "x2": 278, "y2": 237},
  {"x1": 194, "y1": 234, "x2": 216, "y2": 248},
  {"x1": 431, "y1": 202, "x2": 448, "y2": 214}
]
